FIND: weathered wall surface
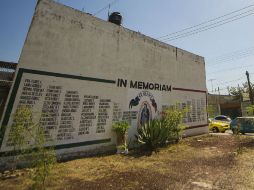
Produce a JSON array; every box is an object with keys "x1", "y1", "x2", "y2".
[{"x1": 0, "y1": 0, "x2": 207, "y2": 155}]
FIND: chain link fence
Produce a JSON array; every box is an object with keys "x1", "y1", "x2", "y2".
[{"x1": 0, "y1": 61, "x2": 17, "y2": 87}]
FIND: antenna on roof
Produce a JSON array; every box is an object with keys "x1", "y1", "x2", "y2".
[
  {"x1": 93, "y1": 0, "x2": 119, "y2": 16},
  {"x1": 82, "y1": 0, "x2": 85, "y2": 12},
  {"x1": 108, "y1": 4, "x2": 111, "y2": 17}
]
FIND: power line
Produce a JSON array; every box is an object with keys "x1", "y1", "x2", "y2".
[
  {"x1": 208, "y1": 87, "x2": 229, "y2": 94},
  {"x1": 159, "y1": 6, "x2": 254, "y2": 41},
  {"x1": 206, "y1": 69, "x2": 254, "y2": 83},
  {"x1": 208, "y1": 73, "x2": 254, "y2": 94},
  {"x1": 208, "y1": 64, "x2": 254, "y2": 75},
  {"x1": 207, "y1": 46, "x2": 254, "y2": 63},
  {"x1": 158, "y1": 4, "x2": 254, "y2": 40},
  {"x1": 93, "y1": 0, "x2": 119, "y2": 16},
  {"x1": 215, "y1": 76, "x2": 245, "y2": 86},
  {"x1": 207, "y1": 52, "x2": 254, "y2": 65},
  {"x1": 207, "y1": 46, "x2": 254, "y2": 62},
  {"x1": 208, "y1": 84, "x2": 240, "y2": 94},
  {"x1": 206, "y1": 50, "x2": 254, "y2": 67},
  {"x1": 208, "y1": 79, "x2": 216, "y2": 92},
  {"x1": 161, "y1": 10, "x2": 254, "y2": 41},
  {"x1": 205, "y1": 47, "x2": 254, "y2": 71},
  {"x1": 207, "y1": 74, "x2": 245, "y2": 89},
  {"x1": 165, "y1": 12, "x2": 254, "y2": 41}
]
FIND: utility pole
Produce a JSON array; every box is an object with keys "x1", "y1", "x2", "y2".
[
  {"x1": 246, "y1": 71, "x2": 254, "y2": 104},
  {"x1": 208, "y1": 79, "x2": 216, "y2": 93},
  {"x1": 217, "y1": 87, "x2": 221, "y2": 114},
  {"x1": 82, "y1": 0, "x2": 86, "y2": 12},
  {"x1": 237, "y1": 84, "x2": 242, "y2": 101},
  {"x1": 108, "y1": 4, "x2": 111, "y2": 17}
]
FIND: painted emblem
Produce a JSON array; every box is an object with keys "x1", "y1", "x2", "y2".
[
  {"x1": 129, "y1": 96, "x2": 140, "y2": 109},
  {"x1": 129, "y1": 91, "x2": 158, "y2": 126},
  {"x1": 129, "y1": 91, "x2": 157, "y2": 112}
]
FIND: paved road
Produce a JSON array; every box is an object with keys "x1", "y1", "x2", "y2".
[{"x1": 210, "y1": 130, "x2": 254, "y2": 137}]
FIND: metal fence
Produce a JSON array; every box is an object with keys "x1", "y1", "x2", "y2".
[{"x1": 0, "y1": 61, "x2": 17, "y2": 88}]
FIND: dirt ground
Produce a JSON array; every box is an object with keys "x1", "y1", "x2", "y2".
[{"x1": 0, "y1": 134, "x2": 254, "y2": 190}]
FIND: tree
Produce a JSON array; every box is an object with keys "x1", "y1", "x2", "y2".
[
  {"x1": 228, "y1": 82, "x2": 254, "y2": 101},
  {"x1": 8, "y1": 106, "x2": 34, "y2": 171},
  {"x1": 30, "y1": 127, "x2": 56, "y2": 190},
  {"x1": 6, "y1": 106, "x2": 56, "y2": 190},
  {"x1": 246, "y1": 105, "x2": 254, "y2": 115},
  {"x1": 207, "y1": 105, "x2": 216, "y2": 118}
]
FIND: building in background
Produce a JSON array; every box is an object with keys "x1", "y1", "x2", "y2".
[
  {"x1": 0, "y1": 61, "x2": 17, "y2": 120},
  {"x1": 207, "y1": 94, "x2": 241, "y2": 119}
]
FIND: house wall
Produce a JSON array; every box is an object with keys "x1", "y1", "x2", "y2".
[{"x1": 0, "y1": 0, "x2": 207, "y2": 155}]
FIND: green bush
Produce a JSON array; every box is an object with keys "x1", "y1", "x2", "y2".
[
  {"x1": 136, "y1": 119, "x2": 169, "y2": 150},
  {"x1": 246, "y1": 105, "x2": 254, "y2": 115},
  {"x1": 6, "y1": 106, "x2": 56, "y2": 190},
  {"x1": 112, "y1": 121, "x2": 130, "y2": 137},
  {"x1": 7, "y1": 106, "x2": 35, "y2": 170},
  {"x1": 136, "y1": 105, "x2": 186, "y2": 150},
  {"x1": 162, "y1": 106, "x2": 186, "y2": 142},
  {"x1": 207, "y1": 105, "x2": 216, "y2": 118},
  {"x1": 29, "y1": 126, "x2": 56, "y2": 190},
  {"x1": 112, "y1": 121, "x2": 130, "y2": 153}
]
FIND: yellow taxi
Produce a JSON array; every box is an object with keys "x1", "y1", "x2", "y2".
[{"x1": 208, "y1": 119, "x2": 230, "y2": 133}]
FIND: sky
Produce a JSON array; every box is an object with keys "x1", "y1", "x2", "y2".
[{"x1": 0, "y1": 0, "x2": 254, "y2": 94}]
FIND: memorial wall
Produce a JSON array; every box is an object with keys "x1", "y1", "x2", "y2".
[{"x1": 0, "y1": 0, "x2": 208, "y2": 154}]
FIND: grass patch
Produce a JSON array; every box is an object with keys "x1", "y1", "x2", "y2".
[{"x1": 1, "y1": 135, "x2": 254, "y2": 190}]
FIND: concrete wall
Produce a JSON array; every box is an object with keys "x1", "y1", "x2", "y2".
[{"x1": 0, "y1": 0, "x2": 207, "y2": 155}]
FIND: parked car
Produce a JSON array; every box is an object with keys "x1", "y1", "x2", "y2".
[
  {"x1": 214, "y1": 115, "x2": 231, "y2": 123},
  {"x1": 230, "y1": 117, "x2": 254, "y2": 134},
  {"x1": 209, "y1": 120, "x2": 230, "y2": 133}
]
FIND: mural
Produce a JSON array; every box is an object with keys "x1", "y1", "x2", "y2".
[
  {"x1": 128, "y1": 91, "x2": 159, "y2": 127},
  {"x1": 138, "y1": 101, "x2": 152, "y2": 126},
  {"x1": 0, "y1": 72, "x2": 207, "y2": 153}
]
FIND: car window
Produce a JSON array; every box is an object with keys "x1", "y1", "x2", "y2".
[
  {"x1": 215, "y1": 116, "x2": 226, "y2": 121},
  {"x1": 237, "y1": 118, "x2": 254, "y2": 125},
  {"x1": 214, "y1": 116, "x2": 221, "y2": 120},
  {"x1": 246, "y1": 118, "x2": 254, "y2": 125}
]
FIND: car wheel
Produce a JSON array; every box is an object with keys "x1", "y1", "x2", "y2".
[{"x1": 212, "y1": 127, "x2": 219, "y2": 133}]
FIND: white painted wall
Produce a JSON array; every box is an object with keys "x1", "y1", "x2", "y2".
[{"x1": 0, "y1": 0, "x2": 208, "y2": 155}]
